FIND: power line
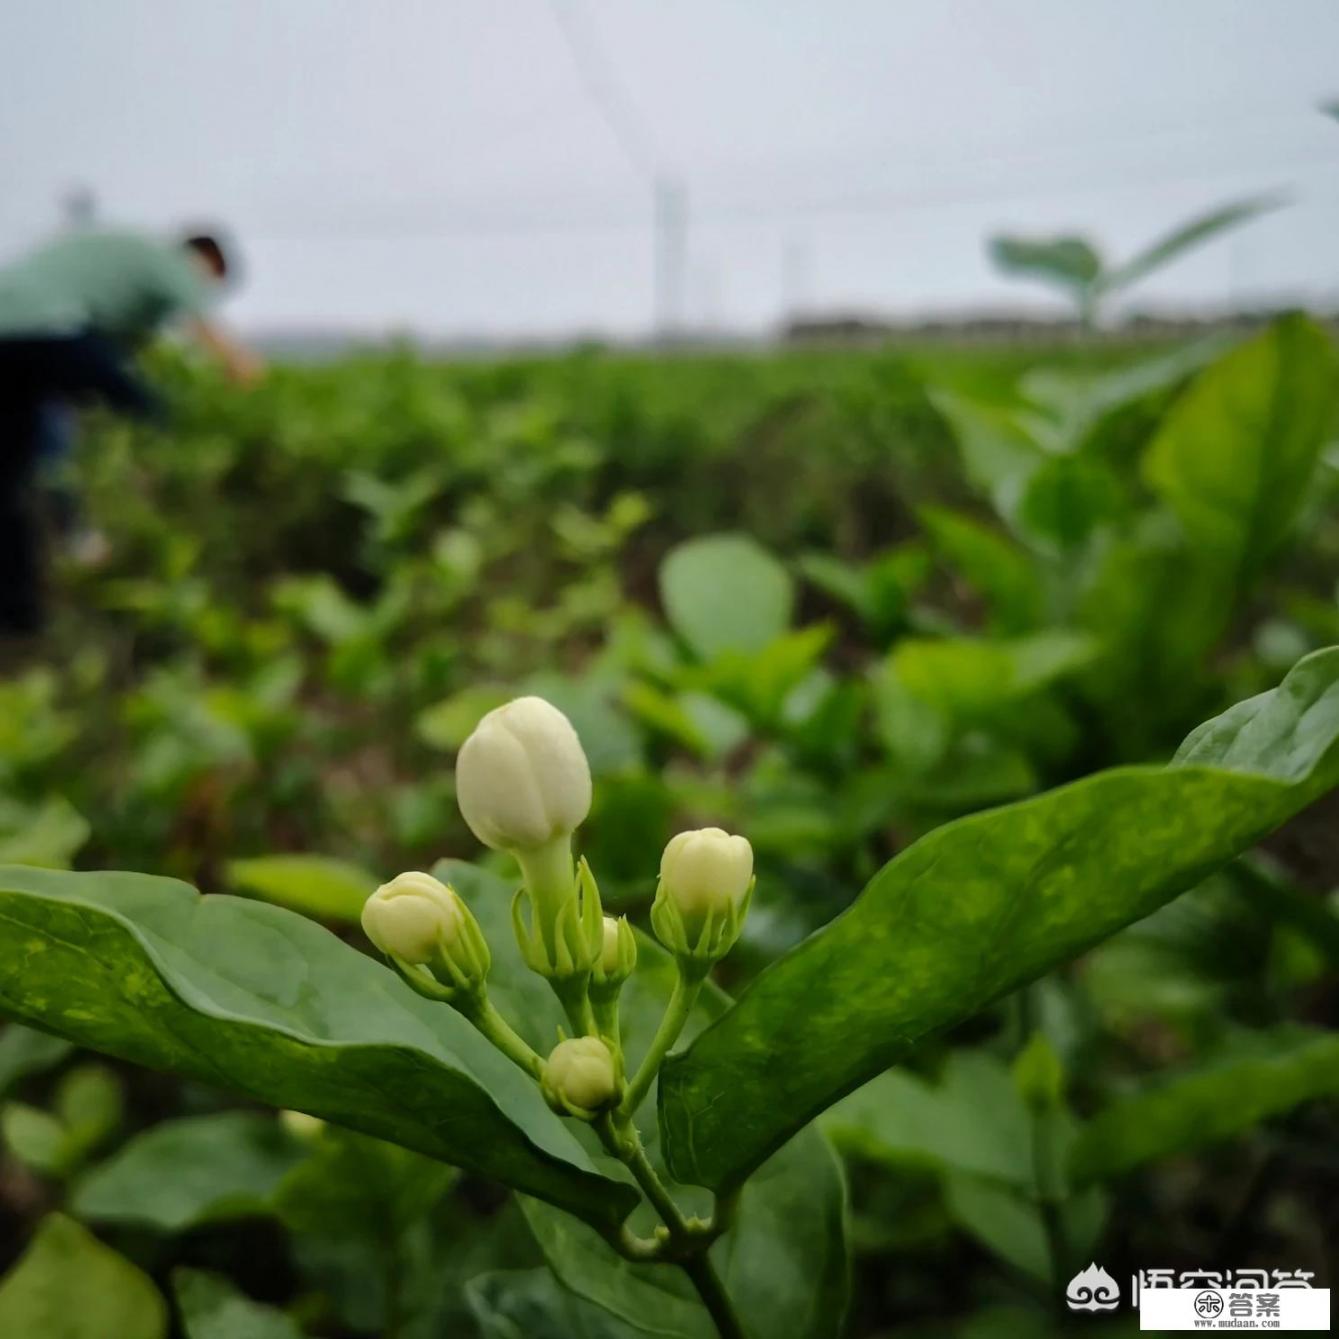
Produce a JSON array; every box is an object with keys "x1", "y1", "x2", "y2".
[{"x1": 548, "y1": 0, "x2": 661, "y2": 181}]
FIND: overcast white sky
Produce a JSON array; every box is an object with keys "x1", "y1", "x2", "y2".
[{"x1": 2, "y1": 0, "x2": 1336, "y2": 339}]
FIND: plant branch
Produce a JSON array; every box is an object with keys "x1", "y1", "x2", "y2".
[
  {"x1": 621, "y1": 965, "x2": 704, "y2": 1117},
  {"x1": 682, "y1": 1252, "x2": 748, "y2": 1339},
  {"x1": 463, "y1": 997, "x2": 544, "y2": 1081}
]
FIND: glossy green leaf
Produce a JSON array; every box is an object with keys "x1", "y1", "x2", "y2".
[
  {"x1": 174, "y1": 1269, "x2": 304, "y2": 1339},
  {"x1": 0, "y1": 867, "x2": 637, "y2": 1229},
  {"x1": 660, "y1": 534, "x2": 794, "y2": 660},
  {"x1": 0, "y1": 1213, "x2": 166, "y2": 1339},
  {"x1": 73, "y1": 1112, "x2": 308, "y2": 1230},
  {"x1": 659, "y1": 649, "x2": 1339, "y2": 1190},
  {"x1": 1068, "y1": 1029, "x2": 1339, "y2": 1187},
  {"x1": 1143, "y1": 315, "x2": 1337, "y2": 583},
  {"x1": 225, "y1": 854, "x2": 378, "y2": 923}
]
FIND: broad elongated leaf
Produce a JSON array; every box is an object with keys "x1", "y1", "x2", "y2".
[
  {"x1": 821, "y1": 1052, "x2": 1032, "y2": 1188},
  {"x1": 1143, "y1": 315, "x2": 1337, "y2": 584},
  {"x1": 0, "y1": 1213, "x2": 166, "y2": 1339},
  {"x1": 0, "y1": 868, "x2": 636, "y2": 1228},
  {"x1": 226, "y1": 854, "x2": 377, "y2": 923},
  {"x1": 73, "y1": 1112, "x2": 308, "y2": 1230},
  {"x1": 1068, "y1": 1029, "x2": 1339, "y2": 1187},
  {"x1": 1103, "y1": 195, "x2": 1280, "y2": 296},
  {"x1": 659, "y1": 534, "x2": 794, "y2": 660},
  {"x1": 659, "y1": 649, "x2": 1339, "y2": 1190}
]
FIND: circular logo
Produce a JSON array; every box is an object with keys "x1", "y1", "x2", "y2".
[{"x1": 1195, "y1": 1290, "x2": 1224, "y2": 1318}]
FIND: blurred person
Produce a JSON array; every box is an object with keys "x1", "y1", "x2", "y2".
[{"x1": 0, "y1": 225, "x2": 262, "y2": 634}]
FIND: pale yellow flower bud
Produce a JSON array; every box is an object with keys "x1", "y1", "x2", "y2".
[
  {"x1": 361, "y1": 871, "x2": 464, "y2": 964},
  {"x1": 659, "y1": 828, "x2": 753, "y2": 919},
  {"x1": 542, "y1": 1036, "x2": 619, "y2": 1119}
]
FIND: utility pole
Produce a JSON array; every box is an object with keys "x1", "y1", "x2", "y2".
[
  {"x1": 781, "y1": 235, "x2": 812, "y2": 323},
  {"x1": 654, "y1": 176, "x2": 688, "y2": 342}
]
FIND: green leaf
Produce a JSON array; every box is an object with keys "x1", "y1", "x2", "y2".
[
  {"x1": 988, "y1": 236, "x2": 1102, "y2": 296},
  {"x1": 72, "y1": 1112, "x2": 308, "y2": 1231},
  {"x1": 174, "y1": 1268, "x2": 304, "y2": 1339},
  {"x1": 1103, "y1": 195, "x2": 1281, "y2": 296},
  {"x1": 466, "y1": 1269, "x2": 645, "y2": 1339},
  {"x1": 0, "y1": 1023, "x2": 72, "y2": 1095},
  {"x1": 0, "y1": 795, "x2": 90, "y2": 868},
  {"x1": 417, "y1": 684, "x2": 513, "y2": 751},
  {"x1": 821, "y1": 1053, "x2": 1032, "y2": 1188},
  {"x1": 918, "y1": 507, "x2": 1044, "y2": 634},
  {"x1": 274, "y1": 1123, "x2": 455, "y2": 1241},
  {"x1": 659, "y1": 648, "x2": 1339, "y2": 1191},
  {"x1": 0, "y1": 1213, "x2": 166, "y2": 1339},
  {"x1": 1143, "y1": 314, "x2": 1338, "y2": 584},
  {"x1": 1068, "y1": 1029, "x2": 1339, "y2": 1187},
  {"x1": 0, "y1": 867, "x2": 637, "y2": 1229},
  {"x1": 226, "y1": 854, "x2": 378, "y2": 923},
  {"x1": 660, "y1": 534, "x2": 794, "y2": 660},
  {"x1": 2, "y1": 1103, "x2": 68, "y2": 1174}
]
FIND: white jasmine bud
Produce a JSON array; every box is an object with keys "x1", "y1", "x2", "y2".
[
  {"x1": 362, "y1": 871, "x2": 490, "y2": 1000},
  {"x1": 541, "y1": 1036, "x2": 619, "y2": 1120},
  {"x1": 456, "y1": 697, "x2": 592, "y2": 853},
  {"x1": 659, "y1": 828, "x2": 753, "y2": 920},
  {"x1": 591, "y1": 914, "x2": 636, "y2": 997},
  {"x1": 652, "y1": 828, "x2": 754, "y2": 964},
  {"x1": 361, "y1": 871, "x2": 465, "y2": 963}
]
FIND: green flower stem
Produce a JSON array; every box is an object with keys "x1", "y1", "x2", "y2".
[
  {"x1": 552, "y1": 975, "x2": 597, "y2": 1037},
  {"x1": 621, "y1": 1128, "x2": 694, "y2": 1237},
  {"x1": 592, "y1": 994, "x2": 621, "y2": 1050},
  {"x1": 515, "y1": 835, "x2": 576, "y2": 960},
  {"x1": 462, "y1": 997, "x2": 545, "y2": 1081},
  {"x1": 621, "y1": 962, "x2": 705, "y2": 1117}
]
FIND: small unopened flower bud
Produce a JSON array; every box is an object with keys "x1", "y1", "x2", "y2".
[
  {"x1": 362, "y1": 871, "x2": 490, "y2": 1001},
  {"x1": 600, "y1": 917, "x2": 623, "y2": 973},
  {"x1": 591, "y1": 914, "x2": 636, "y2": 996},
  {"x1": 456, "y1": 697, "x2": 592, "y2": 853},
  {"x1": 660, "y1": 828, "x2": 752, "y2": 919},
  {"x1": 361, "y1": 871, "x2": 464, "y2": 963},
  {"x1": 653, "y1": 828, "x2": 754, "y2": 964},
  {"x1": 541, "y1": 1036, "x2": 619, "y2": 1120}
]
